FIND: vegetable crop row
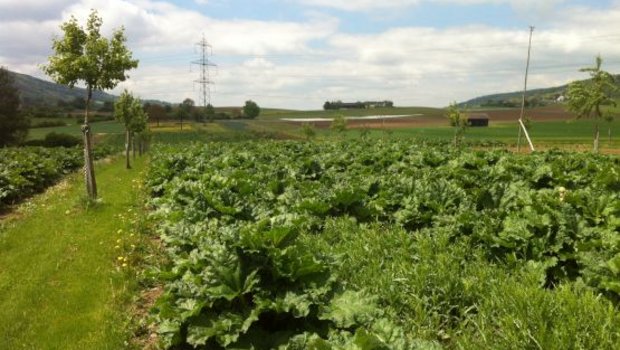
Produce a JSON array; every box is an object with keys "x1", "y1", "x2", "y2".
[
  {"x1": 146, "y1": 140, "x2": 620, "y2": 348},
  {"x1": 0, "y1": 145, "x2": 115, "y2": 208}
]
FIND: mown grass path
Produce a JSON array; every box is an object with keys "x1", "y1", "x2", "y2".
[{"x1": 0, "y1": 156, "x2": 146, "y2": 349}]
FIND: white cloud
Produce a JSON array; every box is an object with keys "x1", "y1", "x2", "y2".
[
  {"x1": 0, "y1": 0, "x2": 74, "y2": 20},
  {"x1": 297, "y1": 0, "x2": 420, "y2": 11},
  {"x1": 296, "y1": 0, "x2": 564, "y2": 14}
]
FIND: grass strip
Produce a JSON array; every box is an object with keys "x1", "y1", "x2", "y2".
[{"x1": 0, "y1": 156, "x2": 147, "y2": 349}]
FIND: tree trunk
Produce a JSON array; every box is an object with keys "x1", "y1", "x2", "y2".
[
  {"x1": 125, "y1": 129, "x2": 131, "y2": 169},
  {"x1": 132, "y1": 132, "x2": 136, "y2": 160},
  {"x1": 608, "y1": 127, "x2": 612, "y2": 144},
  {"x1": 82, "y1": 88, "x2": 97, "y2": 199},
  {"x1": 593, "y1": 122, "x2": 600, "y2": 153}
]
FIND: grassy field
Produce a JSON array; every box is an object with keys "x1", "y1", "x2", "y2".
[
  {"x1": 299, "y1": 118, "x2": 620, "y2": 149},
  {"x1": 28, "y1": 120, "x2": 125, "y2": 140},
  {"x1": 138, "y1": 117, "x2": 620, "y2": 150},
  {"x1": 0, "y1": 156, "x2": 148, "y2": 349},
  {"x1": 27, "y1": 112, "x2": 620, "y2": 151},
  {"x1": 258, "y1": 106, "x2": 444, "y2": 120}
]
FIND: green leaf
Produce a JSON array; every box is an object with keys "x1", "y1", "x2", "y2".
[
  {"x1": 351, "y1": 329, "x2": 390, "y2": 350},
  {"x1": 320, "y1": 291, "x2": 378, "y2": 329}
]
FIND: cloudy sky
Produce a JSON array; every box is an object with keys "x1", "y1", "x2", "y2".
[{"x1": 1, "y1": 0, "x2": 619, "y2": 109}]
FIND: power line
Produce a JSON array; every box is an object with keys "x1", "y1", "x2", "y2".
[
  {"x1": 124, "y1": 32, "x2": 620, "y2": 64},
  {"x1": 191, "y1": 34, "x2": 216, "y2": 107}
]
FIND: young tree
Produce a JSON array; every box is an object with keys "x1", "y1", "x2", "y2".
[
  {"x1": 114, "y1": 90, "x2": 147, "y2": 169},
  {"x1": 43, "y1": 10, "x2": 138, "y2": 198},
  {"x1": 132, "y1": 110, "x2": 148, "y2": 159},
  {"x1": 205, "y1": 103, "x2": 216, "y2": 122},
  {"x1": 192, "y1": 107, "x2": 205, "y2": 123},
  {"x1": 359, "y1": 125, "x2": 371, "y2": 141},
  {"x1": 446, "y1": 102, "x2": 468, "y2": 146},
  {"x1": 146, "y1": 103, "x2": 166, "y2": 128},
  {"x1": 243, "y1": 100, "x2": 260, "y2": 119},
  {"x1": 301, "y1": 122, "x2": 316, "y2": 140},
  {"x1": 0, "y1": 67, "x2": 29, "y2": 146},
  {"x1": 177, "y1": 98, "x2": 194, "y2": 130},
  {"x1": 604, "y1": 114, "x2": 614, "y2": 145},
  {"x1": 331, "y1": 114, "x2": 347, "y2": 138},
  {"x1": 566, "y1": 55, "x2": 618, "y2": 153}
]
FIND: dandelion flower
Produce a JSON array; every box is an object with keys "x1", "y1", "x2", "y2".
[{"x1": 558, "y1": 186, "x2": 567, "y2": 202}]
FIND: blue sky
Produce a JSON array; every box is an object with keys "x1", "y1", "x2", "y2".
[
  {"x1": 1, "y1": 0, "x2": 619, "y2": 108},
  {"x1": 176, "y1": 0, "x2": 613, "y2": 31}
]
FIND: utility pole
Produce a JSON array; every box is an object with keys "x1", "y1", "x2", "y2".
[
  {"x1": 192, "y1": 34, "x2": 216, "y2": 110},
  {"x1": 517, "y1": 26, "x2": 535, "y2": 153}
]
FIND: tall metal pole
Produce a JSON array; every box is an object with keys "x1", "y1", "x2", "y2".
[
  {"x1": 517, "y1": 26, "x2": 535, "y2": 152},
  {"x1": 192, "y1": 34, "x2": 216, "y2": 108}
]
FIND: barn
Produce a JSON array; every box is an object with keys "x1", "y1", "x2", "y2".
[{"x1": 467, "y1": 113, "x2": 489, "y2": 127}]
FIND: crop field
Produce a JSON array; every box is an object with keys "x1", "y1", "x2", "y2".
[
  {"x1": 146, "y1": 140, "x2": 620, "y2": 349},
  {"x1": 0, "y1": 146, "x2": 115, "y2": 209},
  {"x1": 5, "y1": 105, "x2": 619, "y2": 349}
]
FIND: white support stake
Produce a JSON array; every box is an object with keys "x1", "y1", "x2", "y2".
[{"x1": 519, "y1": 119, "x2": 535, "y2": 152}]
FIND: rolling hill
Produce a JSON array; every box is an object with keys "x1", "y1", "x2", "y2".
[
  {"x1": 9, "y1": 70, "x2": 116, "y2": 107},
  {"x1": 462, "y1": 74, "x2": 620, "y2": 108}
]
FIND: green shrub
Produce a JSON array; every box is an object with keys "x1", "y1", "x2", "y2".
[
  {"x1": 30, "y1": 120, "x2": 67, "y2": 128},
  {"x1": 43, "y1": 132, "x2": 81, "y2": 147}
]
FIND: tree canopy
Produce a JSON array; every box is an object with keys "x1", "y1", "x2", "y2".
[
  {"x1": 566, "y1": 55, "x2": 617, "y2": 152},
  {"x1": 0, "y1": 67, "x2": 29, "y2": 146},
  {"x1": 115, "y1": 90, "x2": 147, "y2": 132},
  {"x1": 330, "y1": 114, "x2": 347, "y2": 135},
  {"x1": 43, "y1": 10, "x2": 139, "y2": 100},
  {"x1": 243, "y1": 100, "x2": 261, "y2": 119},
  {"x1": 114, "y1": 90, "x2": 148, "y2": 169},
  {"x1": 146, "y1": 103, "x2": 167, "y2": 127},
  {"x1": 205, "y1": 103, "x2": 216, "y2": 122},
  {"x1": 446, "y1": 102, "x2": 468, "y2": 146}
]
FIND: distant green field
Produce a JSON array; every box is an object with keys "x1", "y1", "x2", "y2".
[
  {"x1": 309, "y1": 118, "x2": 620, "y2": 148},
  {"x1": 26, "y1": 106, "x2": 619, "y2": 150},
  {"x1": 28, "y1": 120, "x2": 125, "y2": 140},
  {"x1": 258, "y1": 106, "x2": 444, "y2": 120}
]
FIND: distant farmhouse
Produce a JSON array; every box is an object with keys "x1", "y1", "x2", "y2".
[
  {"x1": 466, "y1": 113, "x2": 489, "y2": 127},
  {"x1": 323, "y1": 100, "x2": 394, "y2": 110}
]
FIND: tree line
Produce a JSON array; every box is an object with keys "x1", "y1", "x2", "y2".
[
  {"x1": 323, "y1": 100, "x2": 394, "y2": 110},
  {"x1": 145, "y1": 99, "x2": 260, "y2": 128}
]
